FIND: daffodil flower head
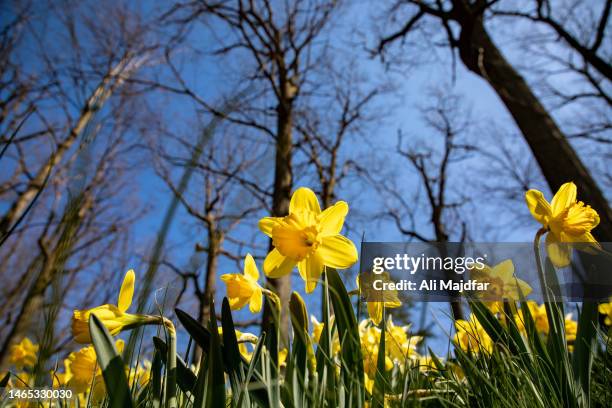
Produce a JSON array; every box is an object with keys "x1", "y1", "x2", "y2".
[
  {"x1": 220, "y1": 254, "x2": 263, "y2": 313},
  {"x1": 9, "y1": 337, "x2": 39, "y2": 370},
  {"x1": 469, "y1": 259, "x2": 532, "y2": 312},
  {"x1": 515, "y1": 301, "x2": 549, "y2": 335},
  {"x1": 525, "y1": 182, "x2": 600, "y2": 267},
  {"x1": 67, "y1": 339, "x2": 124, "y2": 396},
  {"x1": 358, "y1": 272, "x2": 402, "y2": 324},
  {"x1": 453, "y1": 314, "x2": 493, "y2": 354},
  {"x1": 385, "y1": 315, "x2": 421, "y2": 362},
  {"x1": 598, "y1": 300, "x2": 612, "y2": 326},
  {"x1": 72, "y1": 269, "x2": 146, "y2": 343},
  {"x1": 259, "y1": 187, "x2": 358, "y2": 293}
]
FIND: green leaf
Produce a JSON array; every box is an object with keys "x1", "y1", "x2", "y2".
[
  {"x1": 152, "y1": 337, "x2": 196, "y2": 394},
  {"x1": 220, "y1": 297, "x2": 245, "y2": 399},
  {"x1": 193, "y1": 297, "x2": 225, "y2": 408},
  {"x1": 572, "y1": 301, "x2": 597, "y2": 406},
  {"x1": 176, "y1": 308, "x2": 212, "y2": 351},
  {"x1": 372, "y1": 307, "x2": 386, "y2": 408},
  {"x1": 316, "y1": 271, "x2": 337, "y2": 406},
  {"x1": 326, "y1": 267, "x2": 364, "y2": 406},
  {"x1": 149, "y1": 350, "x2": 163, "y2": 408},
  {"x1": 236, "y1": 332, "x2": 268, "y2": 408},
  {"x1": 88, "y1": 314, "x2": 134, "y2": 408}
]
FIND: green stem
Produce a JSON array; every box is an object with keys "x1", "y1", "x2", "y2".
[
  {"x1": 163, "y1": 318, "x2": 177, "y2": 408},
  {"x1": 533, "y1": 228, "x2": 549, "y2": 303}
]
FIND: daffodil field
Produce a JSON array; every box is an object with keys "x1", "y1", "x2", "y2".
[{"x1": 2, "y1": 183, "x2": 611, "y2": 407}]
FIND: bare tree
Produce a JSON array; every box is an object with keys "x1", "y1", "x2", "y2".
[
  {"x1": 161, "y1": 0, "x2": 339, "y2": 337},
  {"x1": 154, "y1": 129, "x2": 265, "y2": 361},
  {"x1": 377, "y1": 0, "x2": 612, "y2": 241},
  {"x1": 382, "y1": 89, "x2": 475, "y2": 319}
]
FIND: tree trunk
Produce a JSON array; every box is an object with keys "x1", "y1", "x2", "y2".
[
  {"x1": 194, "y1": 227, "x2": 221, "y2": 363},
  {"x1": 456, "y1": 13, "x2": 612, "y2": 241},
  {"x1": 262, "y1": 100, "x2": 293, "y2": 343}
]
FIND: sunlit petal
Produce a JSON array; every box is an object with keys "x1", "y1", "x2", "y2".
[
  {"x1": 244, "y1": 253, "x2": 259, "y2": 281},
  {"x1": 550, "y1": 182, "x2": 576, "y2": 217},
  {"x1": 263, "y1": 248, "x2": 296, "y2": 278},
  {"x1": 318, "y1": 201, "x2": 348, "y2": 236},
  {"x1": 318, "y1": 235, "x2": 358, "y2": 269},
  {"x1": 289, "y1": 187, "x2": 321, "y2": 215},
  {"x1": 249, "y1": 287, "x2": 263, "y2": 313},
  {"x1": 298, "y1": 253, "x2": 324, "y2": 293},
  {"x1": 525, "y1": 189, "x2": 551, "y2": 225},
  {"x1": 117, "y1": 269, "x2": 135, "y2": 313}
]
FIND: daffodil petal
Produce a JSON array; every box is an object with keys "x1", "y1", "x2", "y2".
[
  {"x1": 367, "y1": 302, "x2": 383, "y2": 325},
  {"x1": 492, "y1": 259, "x2": 514, "y2": 282},
  {"x1": 249, "y1": 287, "x2": 263, "y2": 313},
  {"x1": 550, "y1": 182, "x2": 576, "y2": 217},
  {"x1": 118, "y1": 269, "x2": 135, "y2": 313},
  {"x1": 259, "y1": 217, "x2": 282, "y2": 237},
  {"x1": 318, "y1": 201, "x2": 348, "y2": 236},
  {"x1": 318, "y1": 235, "x2": 358, "y2": 269},
  {"x1": 525, "y1": 189, "x2": 552, "y2": 225},
  {"x1": 298, "y1": 253, "x2": 324, "y2": 293},
  {"x1": 546, "y1": 233, "x2": 572, "y2": 268},
  {"x1": 263, "y1": 248, "x2": 296, "y2": 278},
  {"x1": 515, "y1": 279, "x2": 533, "y2": 297},
  {"x1": 244, "y1": 253, "x2": 259, "y2": 281},
  {"x1": 289, "y1": 187, "x2": 321, "y2": 215}
]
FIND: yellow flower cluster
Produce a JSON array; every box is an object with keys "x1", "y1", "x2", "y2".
[
  {"x1": 454, "y1": 301, "x2": 580, "y2": 352},
  {"x1": 359, "y1": 316, "x2": 424, "y2": 392},
  {"x1": 470, "y1": 259, "x2": 532, "y2": 313},
  {"x1": 454, "y1": 314, "x2": 493, "y2": 354},
  {"x1": 9, "y1": 337, "x2": 39, "y2": 370},
  {"x1": 598, "y1": 300, "x2": 612, "y2": 326},
  {"x1": 50, "y1": 339, "x2": 150, "y2": 402}
]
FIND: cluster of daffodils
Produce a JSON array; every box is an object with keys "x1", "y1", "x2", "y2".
[
  {"x1": 3, "y1": 337, "x2": 149, "y2": 404},
  {"x1": 5, "y1": 181, "x2": 604, "y2": 404},
  {"x1": 453, "y1": 302, "x2": 582, "y2": 354}
]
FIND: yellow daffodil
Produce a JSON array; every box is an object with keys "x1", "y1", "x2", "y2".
[
  {"x1": 418, "y1": 355, "x2": 439, "y2": 372},
  {"x1": 598, "y1": 300, "x2": 612, "y2": 326},
  {"x1": 259, "y1": 187, "x2": 358, "y2": 293},
  {"x1": 359, "y1": 320, "x2": 394, "y2": 377},
  {"x1": 220, "y1": 254, "x2": 263, "y2": 313},
  {"x1": 67, "y1": 339, "x2": 124, "y2": 395},
  {"x1": 310, "y1": 315, "x2": 325, "y2": 344},
  {"x1": 310, "y1": 315, "x2": 341, "y2": 355},
  {"x1": 565, "y1": 314, "x2": 578, "y2": 352},
  {"x1": 454, "y1": 314, "x2": 493, "y2": 354},
  {"x1": 515, "y1": 301, "x2": 549, "y2": 335},
  {"x1": 358, "y1": 273, "x2": 402, "y2": 325},
  {"x1": 72, "y1": 269, "x2": 150, "y2": 343},
  {"x1": 525, "y1": 182, "x2": 600, "y2": 267},
  {"x1": 218, "y1": 327, "x2": 258, "y2": 361},
  {"x1": 385, "y1": 315, "x2": 421, "y2": 363},
  {"x1": 470, "y1": 259, "x2": 532, "y2": 313},
  {"x1": 129, "y1": 360, "x2": 151, "y2": 388},
  {"x1": 279, "y1": 348, "x2": 289, "y2": 368},
  {"x1": 51, "y1": 358, "x2": 72, "y2": 388},
  {"x1": 9, "y1": 337, "x2": 38, "y2": 369}
]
